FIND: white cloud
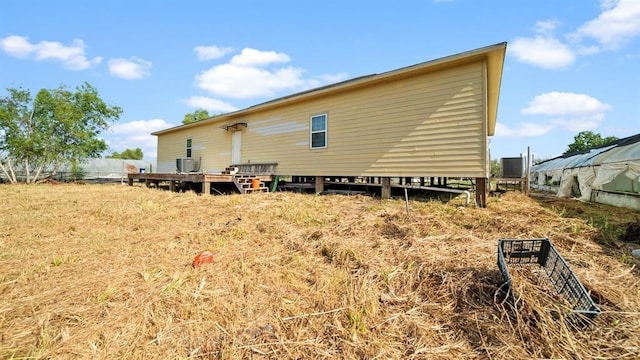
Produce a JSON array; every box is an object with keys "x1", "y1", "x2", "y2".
[
  {"x1": 194, "y1": 45, "x2": 234, "y2": 61},
  {"x1": 0, "y1": 35, "x2": 102, "y2": 70},
  {"x1": 534, "y1": 19, "x2": 560, "y2": 36},
  {"x1": 316, "y1": 72, "x2": 350, "y2": 83},
  {"x1": 509, "y1": 36, "x2": 575, "y2": 69},
  {"x1": 107, "y1": 118, "x2": 174, "y2": 160},
  {"x1": 494, "y1": 122, "x2": 554, "y2": 137},
  {"x1": 512, "y1": 1, "x2": 640, "y2": 69},
  {"x1": 501, "y1": 92, "x2": 612, "y2": 135},
  {"x1": 521, "y1": 92, "x2": 610, "y2": 116},
  {"x1": 551, "y1": 115, "x2": 605, "y2": 132},
  {"x1": 0, "y1": 35, "x2": 35, "y2": 57},
  {"x1": 107, "y1": 134, "x2": 158, "y2": 155},
  {"x1": 575, "y1": 45, "x2": 600, "y2": 56},
  {"x1": 194, "y1": 47, "x2": 349, "y2": 100},
  {"x1": 108, "y1": 57, "x2": 152, "y2": 80},
  {"x1": 599, "y1": 0, "x2": 619, "y2": 10},
  {"x1": 291, "y1": 72, "x2": 350, "y2": 92},
  {"x1": 185, "y1": 96, "x2": 238, "y2": 113},
  {"x1": 509, "y1": 19, "x2": 576, "y2": 69},
  {"x1": 229, "y1": 48, "x2": 290, "y2": 67},
  {"x1": 196, "y1": 63, "x2": 306, "y2": 98},
  {"x1": 572, "y1": 0, "x2": 640, "y2": 49},
  {"x1": 497, "y1": 92, "x2": 611, "y2": 138},
  {"x1": 109, "y1": 118, "x2": 171, "y2": 134}
]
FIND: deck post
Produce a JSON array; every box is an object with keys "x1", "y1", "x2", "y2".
[
  {"x1": 525, "y1": 146, "x2": 530, "y2": 195},
  {"x1": 128, "y1": 177, "x2": 133, "y2": 186},
  {"x1": 475, "y1": 177, "x2": 487, "y2": 208},
  {"x1": 169, "y1": 180, "x2": 176, "y2": 192},
  {"x1": 420, "y1": 177, "x2": 425, "y2": 186},
  {"x1": 203, "y1": 180, "x2": 211, "y2": 195},
  {"x1": 381, "y1": 177, "x2": 391, "y2": 200},
  {"x1": 315, "y1": 176, "x2": 324, "y2": 193}
]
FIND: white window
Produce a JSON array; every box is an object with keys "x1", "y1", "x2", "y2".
[
  {"x1": 310, "y1": 114, "x2": 327, "y2": 149},
  {"x1": 186, "y1": 138, "x2": 192, "y2": 157}
]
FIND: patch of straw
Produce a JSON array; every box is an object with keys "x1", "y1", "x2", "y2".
[{"x1": 0, "y1": 185, "x2": 638, "y2": 359}]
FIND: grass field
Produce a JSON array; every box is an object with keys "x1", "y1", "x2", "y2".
[{"x1": 1, "y1": 184, "x2": 639, "y2": 359}]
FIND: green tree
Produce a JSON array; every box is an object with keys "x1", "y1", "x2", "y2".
[
  {"x1": 0, "y1": 83, "x2": 122, "y2": 183},
  {"x1": 70, "y1": 160, "x2": 85, "y2": 181},
  {"x1": 565, "y1": 130, "x2": 618, "y2": 154},
  {"x1": 107, "y1": 147, "x2": 143, "y2": 160},
  {"x1": 182, "y1": 108, "x2": 211, "y2": 125},
  {"x1": 490, "y1": 159, "x2": 501, "y2": 177}
]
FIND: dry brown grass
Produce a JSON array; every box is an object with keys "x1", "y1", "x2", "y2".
[{"x1": 0, "y1": 184, "x2": 639, "y2": 359}]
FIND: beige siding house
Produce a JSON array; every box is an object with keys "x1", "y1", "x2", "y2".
[{"x1": 154, "y1": 43, "x2": 506, "y2": 196}]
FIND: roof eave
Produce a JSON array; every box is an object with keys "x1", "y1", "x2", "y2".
[{"x1": 485, "y1": 43, "x2": 507, "y2": 136}]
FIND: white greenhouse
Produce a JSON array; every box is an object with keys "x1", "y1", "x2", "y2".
[
  {"x1": 530, "y1": 134, "x2": 640, "y2": 210},
  {"x1": 0, "y1": 158, "x2": 152, "y2": 183}
]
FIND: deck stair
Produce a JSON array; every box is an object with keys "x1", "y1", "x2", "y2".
[{"x1": 232, "y1": 174, "x2": 268, "y2": 194}]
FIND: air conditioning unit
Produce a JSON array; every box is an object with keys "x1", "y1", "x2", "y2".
[
  {"x1": 176, "y1": 158, "x2": 199, "y2": 173},
  {"x1": 500, "y1": 157, "x2": 525, "y2": 178}
]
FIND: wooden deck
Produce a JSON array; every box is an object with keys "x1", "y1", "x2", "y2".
[
  {"x1": 128, "y1": 173, "x2": 486, "y2": 206},
  {"x1": 128, "y1": 173, "x2": 273, "y2": 194}
]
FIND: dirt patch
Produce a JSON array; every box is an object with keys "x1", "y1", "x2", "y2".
[{"x1": 622, "y1": 222, "x2": 640, "y2": 243}]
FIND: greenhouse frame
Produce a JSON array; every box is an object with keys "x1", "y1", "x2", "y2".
[
  {"x1": 530, "y1": 134, "x2": 640, "y2": 210},
  {"x1": 0, "y1": 158, "x2": 152, "y2": 183}
]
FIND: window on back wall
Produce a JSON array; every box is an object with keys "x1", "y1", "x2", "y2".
[
  {"x1": 186, "y1": 138, "x2": 192, "y2": 157},
  {"x1": 310, "y1": 114, "x2": 327, "y2": 149}
]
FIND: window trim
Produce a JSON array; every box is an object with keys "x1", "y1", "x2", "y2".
[
  {"x1": 310, "y1": 114, "x2": 327, "y2": 149},
  {"x1": 186, "y1": 138, "x2": 192, "y2": 158}
]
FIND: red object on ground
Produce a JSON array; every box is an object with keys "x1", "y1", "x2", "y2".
[{"x1": 192, "y1": 251, "x2": 214, "y2": 268}]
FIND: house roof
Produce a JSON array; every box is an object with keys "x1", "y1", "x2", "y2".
[{"x1": 153, "y1": 42, "x2": 507, "y2": 136}]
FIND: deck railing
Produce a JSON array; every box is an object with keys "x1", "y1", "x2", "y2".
[{"x1": 230, "y1": 163, "x2": 278, "y2": 174}]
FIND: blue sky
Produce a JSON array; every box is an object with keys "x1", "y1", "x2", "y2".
[{"x1": 1, "y1": 0, "x2": 639, "y2": 164}]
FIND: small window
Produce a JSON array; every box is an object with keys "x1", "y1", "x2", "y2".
[
  {"x1": 310, "y1": 114, "x2": 327, "y2": 149},
  {"x1": 186, "y1": 138, "x2": 192, "y2": 157}
]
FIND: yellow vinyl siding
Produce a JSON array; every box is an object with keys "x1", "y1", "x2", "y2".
[
  {"x1": 156, "y1": 134, "x2": 182, "y2": 172},
  {"x1": 156, "y1": 127, "x2": 230, "y2": 173},
  {"x1": 240, "y1": 62, "x2": 485, "y2": 177},
  {"x1": 194, "y1": 128, "x2": 231, "y2": 172},
  {"x1": 156, "y1": 56, "x2": 496, "y2": 178}
]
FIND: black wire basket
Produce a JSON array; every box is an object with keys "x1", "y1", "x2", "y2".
[{"x1": 497, "y1": 238, "x2": 600, "y2": 318}]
